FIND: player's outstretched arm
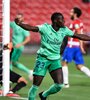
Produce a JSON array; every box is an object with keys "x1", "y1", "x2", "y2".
[
  {"x1": 15, "y1": 18, "x2": 39, "y2": 32},
  {"x1": 72, "y1": 33, "x2": 90, "y2": 41},
  {"x1": 60, "y1": 36, "x2": 68, "y2": 55}
]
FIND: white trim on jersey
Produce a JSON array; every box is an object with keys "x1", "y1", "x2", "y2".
[{"x1": 68, "y1": 41, "x2": 80, "y2": 48}]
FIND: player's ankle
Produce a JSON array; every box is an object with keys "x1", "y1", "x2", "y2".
[{"x1": 64, "y1": 84, "x2": 70, "y2": 88}]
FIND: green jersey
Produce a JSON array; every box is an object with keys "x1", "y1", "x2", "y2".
[
  {"x1": 10, "y1": 21, "x2": 30, "y2": 46},
  {"x1": 37, "y1": 23, "x2": 74, "y2": 60}
]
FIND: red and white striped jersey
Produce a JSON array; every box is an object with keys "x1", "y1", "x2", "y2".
[{"x1": 67, "y1": 19, "x2": 83, "y2": 48}]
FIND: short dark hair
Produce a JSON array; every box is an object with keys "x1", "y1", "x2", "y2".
[
  {"x1": 73, "y1": 7, "x2": 82, "y2": 17},
  {"x1": 51, "y1": 12, "x2": 64, "y2": 22}
]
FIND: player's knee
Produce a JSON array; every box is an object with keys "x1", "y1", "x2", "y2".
[
  {"x1": 76, "y1": 67, "x2": 80, "y2": 70},
  {"x1": 18, "y1": 77, "x2": 28, "y2": 85},
  {"x1": 76, "y1": 65, "x2": 82, "y2": 70},
  {"x1": 62, "y1": 61, "x2": 67, "y2": 66},
  {"x1": 54, "y1": 83, "x2": 64, "y2": 92},
  {"x1": 12, "y1": 62, "x2": 17, "y2": 67}
]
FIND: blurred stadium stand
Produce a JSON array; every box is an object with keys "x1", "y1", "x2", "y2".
[{"x1": 10, "y1": 0, "x2": 90, "y2": 53}]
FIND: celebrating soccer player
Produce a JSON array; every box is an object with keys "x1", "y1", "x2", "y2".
[{"x1": 15, "y1": 12, "x2": 90, "y2": 100}]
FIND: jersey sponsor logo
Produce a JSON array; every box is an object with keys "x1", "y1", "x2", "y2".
[
  {"x1": 47, "y1": 38, "x2": 61, "y2": 45},
  {"x1": 75, "y1": 24, "x2": 80, "y2": 29}
]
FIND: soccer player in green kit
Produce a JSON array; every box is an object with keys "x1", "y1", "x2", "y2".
[
  {"x1": 15, "y1": 12, "x2": 90, "y2": 100},
  {"x1": 10, "y1": 13, "x2": 33, "y2": 80}
]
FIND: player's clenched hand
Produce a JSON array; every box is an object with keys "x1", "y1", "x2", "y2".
[
  {"x1": 14, "y1": 18, "x2": 21, "y2": 25},
  {"x1": 81, "y1": 48, "x2": 86, "y2": 54},
  {"x1": 3, "y1": 42, "x2": 13, "y2": 52}
]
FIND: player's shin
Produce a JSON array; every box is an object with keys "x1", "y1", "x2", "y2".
[
  {"x1": 28, "y1": 85, "x2": 39, "y2": 100},
  {"x1": 11, "y1": 82, "x2": 26, "y2": 93},
  {"x1": 80, "y1": 66, "x2": 90, "y2": 77},
  {"x1": 42, "y1": 83, "x2": 64, "y2": 98},
  {"x1": 62, "y1": 66, "x2": 69, "y2": 87}
]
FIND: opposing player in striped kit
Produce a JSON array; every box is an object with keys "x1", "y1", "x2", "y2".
[{"x1": 62, "y1": 7, "x2": 90, "y2": 88}]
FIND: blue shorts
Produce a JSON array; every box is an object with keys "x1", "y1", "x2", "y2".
[{"x1": 62, "y1": 47, "x2": 84, "y2": 65}]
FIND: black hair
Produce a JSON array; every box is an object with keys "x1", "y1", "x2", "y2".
[
  {"x1": 73, "y1": 7, "x2": 82, "y2": 17},
  {"x1": 51, "y1": 12, "x2": 64, "y2": 22}
]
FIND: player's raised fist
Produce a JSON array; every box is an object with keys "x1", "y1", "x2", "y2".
[{"x1": 14, "y1": 18, "x2": 20, "y2": 25}]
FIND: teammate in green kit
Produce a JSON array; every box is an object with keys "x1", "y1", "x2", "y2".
[
  {"x1": 10, "y1": 13, "x2": 33, "y2": 80},
  {"x1": 15, "y1": 12, "x2": 90, "y2": 100}
]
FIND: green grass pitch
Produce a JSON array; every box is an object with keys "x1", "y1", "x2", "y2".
[{"x1": 0, "y1": 54, "x2": 90, "y2": 100}]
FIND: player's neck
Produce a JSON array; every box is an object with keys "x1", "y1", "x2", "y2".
[
  {"x1": 74, "y1": 16, "x2": 78, "y2": 20},
  {"x1": 52, "y1": 24, "x2": 60, "y2": 31}
]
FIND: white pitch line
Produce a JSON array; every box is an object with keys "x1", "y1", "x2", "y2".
[
  {"x1": 69, "y1": 74, "x2": 88, "y2": 78},
  {"x1": 61, "y1": 93, "x2": 90, "y2": 100},
  {"x1": 10, "y1": 97, "x2": 28, "y2": 100}
]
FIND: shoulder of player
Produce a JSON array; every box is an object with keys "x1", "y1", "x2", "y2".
[
  {"x1": 73, "y1": 19, "x2": 83, "y2": 25},
  {"x1": 37, "y1": 23, "x2": 50, "y2": 27},
  {"x1": 72, "y1": 20, "x2": 83, "y2": 28},
  {"x1": 61, "y1": 26, "x2": 68, "y2": 30},
  {"x1": 10, "y1": 21, "x2": 17, "y2": 28},
  {"x1": 10, "y1": 21, "x2": 15, "y2": 25},
  {"x1": 43, "y1": 23, "x2": 50, "y2": 26},
  {"x1": 60, "y1": 26, "x2": 70, "y2": 32},
  {"x1": 40, "y1": 23, "x2": 51, "y2": 29}
]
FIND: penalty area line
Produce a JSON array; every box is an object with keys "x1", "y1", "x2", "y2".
[{"x1": 10, "y1": 97, "x2": 28, "y2": 100}]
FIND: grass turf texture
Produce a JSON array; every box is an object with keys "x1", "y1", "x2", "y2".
[{"x1": 0, "y1": 54, "x2": 90, "y2": 100}]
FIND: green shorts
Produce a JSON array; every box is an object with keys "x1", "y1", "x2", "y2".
[
  {"x1": 33, "y1": 55, "x2": 62, "y2": 76},
  {"x1": 11, "y1": 47, "x2": 24, "y2": 62}
]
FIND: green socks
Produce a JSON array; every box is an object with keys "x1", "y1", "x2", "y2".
[
  {"x1": 28, "y1": 84, "x2": 63, "y2": 100},
  {"x1": 28, "y1": 85, "x2": 38, "y2": 100},
  {"x1": 12, "y1": 62, "x2": 30, "y2": 74},
  {"x1": 42, "y1": 83, "x2": 64, "y2": 97}
]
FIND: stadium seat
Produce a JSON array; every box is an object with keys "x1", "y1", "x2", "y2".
[{"x1": 10, "y1": 0, "x2": 90, "y2": 44}]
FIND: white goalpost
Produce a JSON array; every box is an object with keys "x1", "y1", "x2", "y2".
[{"x1": 2, "y1": 0, "x2": 10, "y2": 96}]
